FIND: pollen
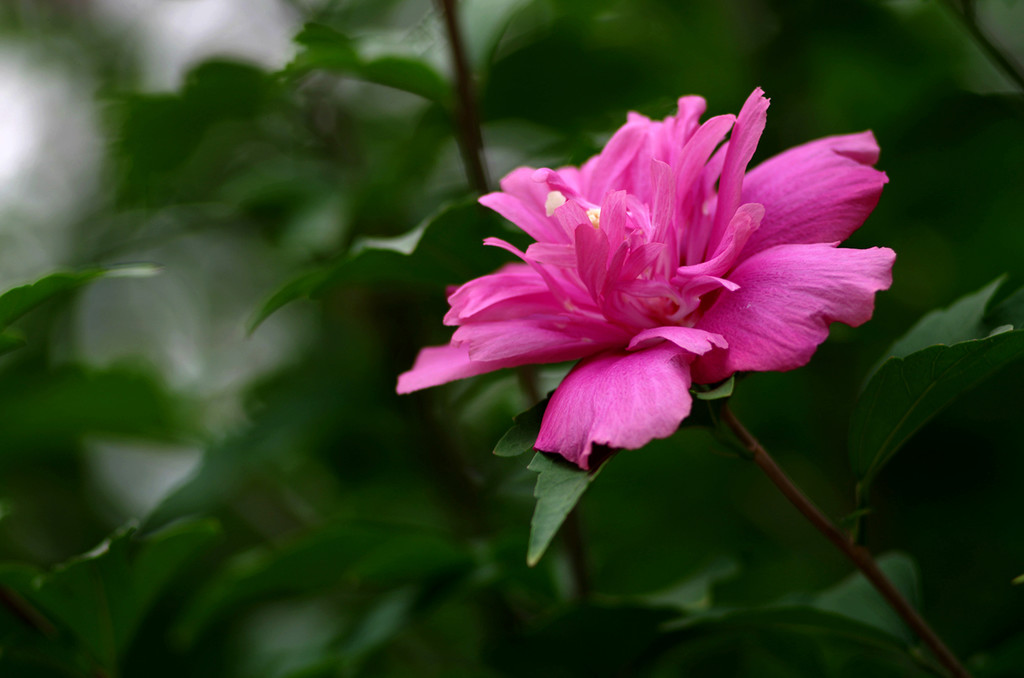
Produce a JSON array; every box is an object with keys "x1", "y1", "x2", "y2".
[
  {"x1": 586, "y1": 207, "x2": 601, "y2": 228},
  {"x1": 545, "y1": 190, "x2": 567, "y2": 217}
]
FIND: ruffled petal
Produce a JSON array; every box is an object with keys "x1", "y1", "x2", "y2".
[
  {"x1": 534, "y1": 343, "x2": 696, "y2": 469},
  {"x1": 692, "y1": 243, "x2": 895, "y2": 383},
  {"x1": 397, "y1": 344, "x2": 511, "y2": 394},
  {"x1": 452, "y1": 316, "x2": 628, "y2": 363},
  {"x1": 739, "y1": 131, "x2": 888, "y2": 258},
  {"x1": 479, "y1": 167, "x2": 571, "y2": 244}
]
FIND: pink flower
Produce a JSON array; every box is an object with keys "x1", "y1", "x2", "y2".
[{"x1": 398, "y1": 89, "x2": 894, "y2": 470}]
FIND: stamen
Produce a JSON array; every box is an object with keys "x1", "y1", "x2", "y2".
[
  {"x1": 586, "y1": 207, "x2": 601, "y2": 229},
  {"x1": 545, "y1": 191, "x2": 567, "y2": 217}
]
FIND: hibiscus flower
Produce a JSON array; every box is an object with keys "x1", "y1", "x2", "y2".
[{"x1": 398, "y1": 88, "x2": 894, "y2": 470}]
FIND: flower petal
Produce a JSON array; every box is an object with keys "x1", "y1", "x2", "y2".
[
  {"x1": 692, "y1": 243, "x2": 896, "y2": 383},
  {"x1": 627, "y1": 326, "x2": 727, "y2": 353},
  {"x1": 479, "y1": 167, "x2": 571, "y2": 244},
  {"x1": 397, "y1": 344, "x2": 511, "y2": 394},
  {"x1": 452, "y1": 316, "x2": 627, "y2": 363},
  {"x1": 535, "y1": 343, "x2": 696, "y2": 469},
  {"x1": 739, "y1": 131, "x2": 888, "y2": 257},
  {"x1": 709, "y1": 87, "x2": 769, "y2": 254}
]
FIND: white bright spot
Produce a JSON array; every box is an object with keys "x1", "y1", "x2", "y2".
[{"x1": 92, "y1": 0, "x2": 300, "y2": 91}]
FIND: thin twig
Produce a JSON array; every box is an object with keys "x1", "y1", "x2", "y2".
[
  {"x1": 719, "y1": 404, "x2": 972, "y2": 678},
  {"x1": 435, "y1": 0, "x2": 490, "y2": 194},
  {"x1": 0, "y1": 585, "x2": 57, "y2": 637},
  {"x1": 942, "y1": 0, "x2": 1024, "y2": 94}
]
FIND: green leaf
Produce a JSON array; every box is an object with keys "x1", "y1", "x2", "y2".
[
  {"x1": 494, "y1": 398, "x2": 547, "y2": 457},
  {"x1": 0, "y1": 364, "x2": 192, "y2": 460},
  {"x1": 8, "y1": 519, "x2": 218, "y2": 670},
  {"x1": 288, "y1": 23, "x2": 450, "y2": 103},
  {"x1": 526, "y1": 452, "x2": 601, "y2": 567},
  {"x1": 1012, "y1": 573, "x2": 1024, "y2": 586},
  {"x1": 850, "y1": 278, "x2": 1024, "y2": 498},
  {"x1": 0, "y1": 264, "x2": 160, "y2": 331},
  {"x1": 174, "y1": 523, "x2": 470, "y2": 645},
  {"x1": 251, "y1": 200, "x2": 510, "y2": 330},
  {"x1": 0, "y1": 331, "x2": 26, "y2": 357},
  {"x1": 693, "y1": 375, "x2": 735, "y2": 401},
  {"x1": 669, "y1": 554, "x2": 922, "y2": 661},
  {"x1": 632, "y1": 556, "x2": 740, "y2": 614}
]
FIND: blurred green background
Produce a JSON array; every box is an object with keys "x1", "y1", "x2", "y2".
[{"x1": 0, "y1": 0, "x2": 1022, "y2": 676}]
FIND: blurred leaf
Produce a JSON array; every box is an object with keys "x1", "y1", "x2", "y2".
[
  {"x1": 850, "y1": 279, "x2": 1024, "y2": 497},
  {"x1": 0, "y1": 264, "x2": 159, "y2": 334},
  {"x1": 668, "y1": 554, "x2": 922, "y2": 664},
  {"x1": 808, "y1": 553, "x2": 918, "y2": 644},
  {"x1": 1, "y1": 520, "x2": 218, "y2": 671},
  {"x1": 461, "y1": 0, "x2": 530, "y2": 68},
  {"x1": 493, "y1": 398, "x2": 547, "y2": 457},
  {"x1": 526, "y1": 452, "x2": 601, "y2": 567},
  {"x1": 251, "y1": 200, "x2": 510, "y2": 330},
  {"x1": 288, "y1": 23, "x2": 450, "y2": 103},
  {"x1": 487, "y1": 601, "x2": 676, "y2": 677},
  {"x1": 114, "y1": 61, "x2": 276, "y2": 205},
  {"x1": 175, "y1": 523, "x2": 471, "y2": 645},
  {"x1": 632, "y1": 556, "x2": 740, "y2": 614},
  {"x1": 0, "y1": 364, "x2": 192, "y2": 459},
  {"x1": 0, "y1": 332, "x2": 25, "y2": 357}
]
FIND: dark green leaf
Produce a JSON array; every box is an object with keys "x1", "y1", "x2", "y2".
[
  {"x1": 0, "y1": 264, "x2": 160, "y2": 331},
  {"x1": 850, "y1": 328, "x2": 1024, "y2": 491},
  {"x1": 526, "y1": 452, "x2": 601, "y2": 566},
  {"x1": 288, "y1": 23, "x2": 450, "y2": 103},
  {"x1": 0, "y1": 332, "x2": 25, "y2": 357},
  {"x1": 251, "y1": 200, "x2": 510, "y2": 329},
  {"x1": 850, "y1": 278, "x2": 1024, "y2": 497},
  {"x1": 175, "y1": 523, "x2": 470, "y2": 644},
  {"x1": 494, "y1": 398, "x2": 547, "y2": 457},
  {"x1": 12, "y1": 519, "x2": 218, "y2": 670},
  {"x1": 631, "y1": 556, "x2": 740, "y2": 613}
]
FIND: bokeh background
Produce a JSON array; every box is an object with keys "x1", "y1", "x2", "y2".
[{"x1": 0, "y1": 0, "x2": 1022, "y2": 675}]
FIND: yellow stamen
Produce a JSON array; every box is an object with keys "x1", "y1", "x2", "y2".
[{"x1": 587, "y1": 207, "x2": 601, "y2": 229}]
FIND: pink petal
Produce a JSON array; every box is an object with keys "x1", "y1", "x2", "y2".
[
  {"x1": 580, "y1": 121, "x2": 649, "y2": 200},
  {"x1": 534, "y1": 343, "x2": 697, "y2": 469},
  {"x1": 710, "y1": 88, "x2": 769, "y2": 253},
  {"x1": 397, "y1": 344, "x2": 511, "y2": 394},
  {"x1": 739, "y1": 131, "x2": 888, "y2": 258},
  {"x1": 692, "y1": 243, "x2": 896, "y2": 383},
  {"x1": 452, "y1": 317, "x2": 627, "y2": 363},
  {"x1": 479, "y1": 167, "x2": 570, "y2": 244},
  {"x1": 627, "y1": 326, "x2": 727, "y2": 353},
  {"x1": 444, "y1": 264, "x2": 562, "y2": 325}
]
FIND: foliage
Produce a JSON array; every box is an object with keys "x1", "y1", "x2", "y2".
[{"x1": 0, "y1": 1, "x2": 1022, "y2": 676}]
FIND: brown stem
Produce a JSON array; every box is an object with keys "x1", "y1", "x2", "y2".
[
  {"x1": 942, "y1": 0, "x2": 1024, "y2": 94},
  {"x1": 719, "y1": 405, "x2": 972, "y2": 678},
  {"x1": 0, "y1": 585, "x2": 57, "y2": 637},
  {"x1": 436, "y1": 0, "x2": 490, "y2": 194}
]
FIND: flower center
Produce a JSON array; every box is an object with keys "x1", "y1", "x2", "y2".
[{"x1": 586, "y1": 207, "x2": 601, "y2": 229}]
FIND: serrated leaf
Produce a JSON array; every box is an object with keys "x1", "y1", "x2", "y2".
[
  {"x1": 851, "y1": 278, "x2": 1024, "y2": 500},
  {"x1": 494, "y1": 398, "x2": 547, "y2": 457},
  {"x1": 526, "y1": 452, "x2": 601, "y2": 567},
  {"x1": 251, "y1": 200, "x2": 509, "y2": 330},
  {"x1": 288, "y1": 23, "x2": 450, "y2": 103}
]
